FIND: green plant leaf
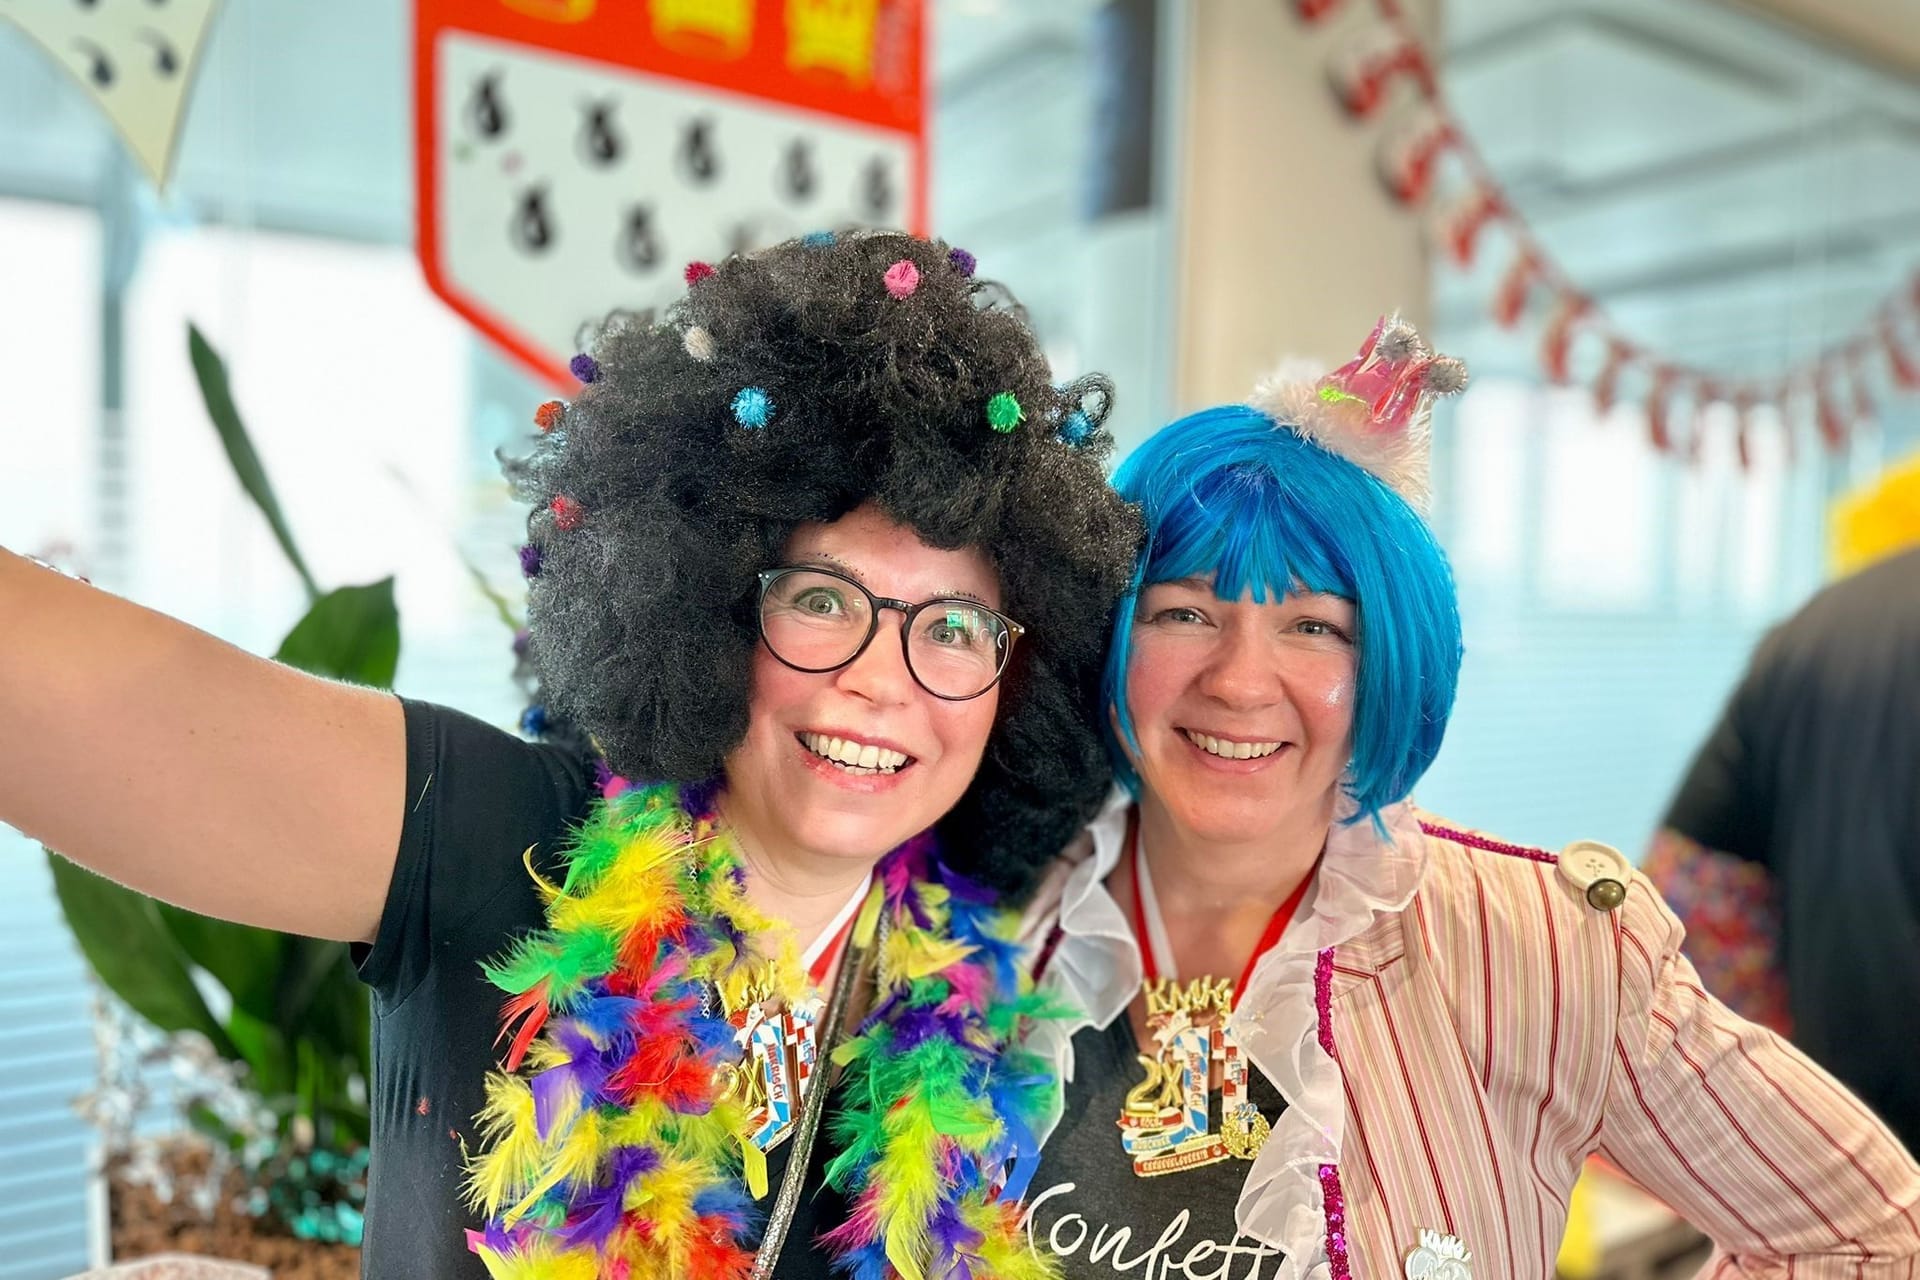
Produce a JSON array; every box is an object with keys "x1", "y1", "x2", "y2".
[
  {"x1": 311, "y1": 954, "x2": 373, "y2": 1072},
  {"x1": 228, "y1": 1005, "x2": 295, "y2": 1102},
  {"x1": 188, "y1": 322, "x2": 322, "y2": 603},
  {"x1": 45, "y1": 853, "x2": 238, "y2": 1059},
  {"x1": 461, "y1": 550, "x2": 524, "y2": 634},
  {"x1": 155, "y1": 903, "x2": 288, "y2": 1026},
  {"x1": 276, "y1": 939, "x2": 370, "y2": 1073},
  {"x1": 186, "y1": 1102, "x2": 246, "y2": 1153},
  {"x1": 273, "y1": 579, "x2": 401, "y2": 688},
  {"x1": 274, "y1": 935, "x2": 344, "y2": 1029}
]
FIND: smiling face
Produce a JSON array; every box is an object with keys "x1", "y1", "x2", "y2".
[
  {"x1": 1122, "y1": 578, "x2": 1358, "y2": 847},
  {"x1": 719, "y1": 503, "x2": 1005, "y2": 869}
]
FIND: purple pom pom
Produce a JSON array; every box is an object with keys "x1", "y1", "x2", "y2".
[
  {"x1": 518, "y1": 543, "x2": 542, "y2": 577},
  {"x1": 569, "y1": 353, "x2": 600, "y2": 383},
  {"x1": 511, "y1": 628, "x2": 531, "y2": 658},
  {"x1": 948, "y1": 247, "x2": 977, "y2": 277}
]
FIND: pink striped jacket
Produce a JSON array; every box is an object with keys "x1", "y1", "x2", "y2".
[{"x1": 1020, "y1": 790, "x2": 1920, "y2": 1280}]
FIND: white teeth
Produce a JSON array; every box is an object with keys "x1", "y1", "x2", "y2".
[
  {"x1": 801, "y1": 733, "x2": 909, "y2": 773},
  {"x1": 1184, "y1": 730, "x2": 1282, "y2": 760}
]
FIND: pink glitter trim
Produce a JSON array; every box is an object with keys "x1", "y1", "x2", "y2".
[
  {"x1": 1319, "y1": 1164, "x2": 1351, "y2": 1279},
  {"x1": 1419, "y1": 820, "x2": 1557, "y2": 863},
  {"x1": 1315, "y1": 947, "x2": 1352, "y2": 1279},
  {"x1": 1313, "y1": 948, "x2": 1337, "y2": 1057}
]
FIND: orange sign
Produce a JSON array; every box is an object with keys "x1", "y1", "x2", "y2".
[{"x1": 415, "y1": 0, "x2": 928, "y2": 386}]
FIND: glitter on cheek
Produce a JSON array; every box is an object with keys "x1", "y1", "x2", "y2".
[{"x1": 1319, "y1": 674, "x2": 1355, "y2": 710}]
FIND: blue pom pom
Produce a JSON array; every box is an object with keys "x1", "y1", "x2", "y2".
[
  {"x1": 802, "y1": 230, "x2": 836, "y2": 247},
  {"x1": 520, "y1": 704, "x2": 547, "y2": 736},
  {"x1": 732, "y1": 386, "x2": 774, "y2": 429},
  {"x1": 1058, "y1": 410, "x2": 1095, "y2": 446}
]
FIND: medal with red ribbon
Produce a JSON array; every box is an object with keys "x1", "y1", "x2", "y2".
[
  {"x1": 1116, "y1": 810, "x2": 1315, "y2": 1177},
  {"x1": 729, "y1": 871, "x2": 870, "y2": 1157}
]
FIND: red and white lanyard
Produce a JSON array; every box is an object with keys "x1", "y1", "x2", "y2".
[
  {"x1": 1128, "y1": 810, "x2": 1315, "y2": 1011},
  {"x1": 802, "y1": 870, "x2": 873, "y2": 989}
]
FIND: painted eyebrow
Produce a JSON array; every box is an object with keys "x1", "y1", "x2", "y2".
[{"x1": 797, "y1": 553, "x2": 994, "y2": 608}]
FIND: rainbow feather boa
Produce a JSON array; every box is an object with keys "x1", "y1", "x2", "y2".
[{"x1": 464, "y1": 780, "x2": 1061, "y2": 1280}]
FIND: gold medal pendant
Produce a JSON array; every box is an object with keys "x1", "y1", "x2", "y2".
[
  {"x1": 1115, "y1": 977, "x2": 1261, "y2": 1177},
  {"x1": 716, "y1": 982, "x2": 824, "y2": 1168},
  {"x1": 1220, "y1": 1032, "x2": 1269, "y2": 1160},
  {"x1": 1118, "y1": 810, "x2": 1306, "y2": 1179}
]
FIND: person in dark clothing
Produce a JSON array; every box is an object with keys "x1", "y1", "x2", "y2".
[{"x1": 1656, "y1": 544, "x2": 1920, "y2": 1153}]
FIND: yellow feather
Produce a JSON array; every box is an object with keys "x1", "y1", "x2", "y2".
[
  {"x1": 521, "y1": 846, "x2": 562, "y2": 905},
  {"x1": 474, "y1": 1238, "x2": 602, "y2": 1280},
  {"x1": 465, "y1": 1073, "x2": 543, "y2": 1213},
  {"x1": 504, "y1": 1110, "x2": 609, "y2": 1225},
  {"x1": 882, "y1": 929, "x2": 976, "y2": 981},
  {"x1": 523, "y1": 1039, "x2": 574, "y2": 1072},
  {"x1": 965, "y1": 1200, "x2": 1062, "y2": 1280},
  {"x1": 741, "y1": 1134, "x2": 769, "y2": 1200},
  {"x1": 869, "y1": 1106, "x2": 945, "y2": 1271},
  {"x1": 886, "y1": 1230, "x2": 929, "y2": 1280},
  {"x1": 853, "y1": 878, "x2": 885, "y2": 947},
  {"x1": 552, "y1": 860, "x2": 676, "y2": 934},
  {"x1": 627, "y1": 1153, "x2": 702, "y2": 1256},
  {"x1": 603, "y1": 1095, "x2": 674, "y2": 1148}
]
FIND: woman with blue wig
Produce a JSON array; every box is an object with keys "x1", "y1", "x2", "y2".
[{"x1": 1017, "y1": 318, "x2": 1920, "y2": 1280}]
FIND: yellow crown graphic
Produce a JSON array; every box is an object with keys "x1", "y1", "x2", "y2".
[
  {"x1": 500, "y1": 0, "x2": 597, "y2": 21},
  {"x1": 785, "y1": 0, "x2": 879, "y2": 85},
  {"x1": 651, "y1": 0, "x2": 756, "y2": 60}
]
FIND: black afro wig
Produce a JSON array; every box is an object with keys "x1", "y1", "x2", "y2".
[{"x1": 509, "y1": 230, "x2": 1142, "y2": 898}]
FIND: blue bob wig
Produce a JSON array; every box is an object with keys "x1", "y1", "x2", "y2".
[{"x1": 1102, "y1": 404, "x2": 1463, "y2": 823}]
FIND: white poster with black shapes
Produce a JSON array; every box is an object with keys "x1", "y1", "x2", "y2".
[
  {"x1": 415, "y1": 2, "x2": 928, "y2": 387},
  {"x1": 0, "y1": 0, "x2": 223, "y2": 190}
]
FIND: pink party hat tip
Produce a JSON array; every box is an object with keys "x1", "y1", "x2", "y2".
[{"x1": 1248, "y1": 313, "x2": 1468, "y2": 514}]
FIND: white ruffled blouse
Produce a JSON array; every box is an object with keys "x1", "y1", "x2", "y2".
[{"x1": 1020, "y1": 787, "x2": 1428, "y2": 1279}]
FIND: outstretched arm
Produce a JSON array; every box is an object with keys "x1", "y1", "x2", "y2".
[{"x1": 1, "y1": 547, "x2": 404, "y2": 943}]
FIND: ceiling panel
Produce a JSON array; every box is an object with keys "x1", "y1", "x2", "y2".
[{"x1": 1441, "y1": 0, "x2": 1920, "y2": 380}]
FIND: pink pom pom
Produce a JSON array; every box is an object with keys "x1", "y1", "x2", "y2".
[
  {"x1": 551, "y1": 495, "x2": 584, "y2": 531},
  {"x1": 684, "y1": 261, "x2": 716, "y2": 286},
  {"x1": 883, "y1": 260, "x2": 920, "y2": 299}
]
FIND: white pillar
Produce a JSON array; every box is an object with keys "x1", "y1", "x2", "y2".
[{"x1": 1172, "y1": 0, "x2": 1436, "y2": 408}]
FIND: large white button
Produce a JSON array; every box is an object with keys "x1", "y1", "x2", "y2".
[{"x1": 1558, "y1": 840, "x2": 1631, "y2": 911}]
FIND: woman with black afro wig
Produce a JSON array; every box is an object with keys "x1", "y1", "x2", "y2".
[
  {"x1": 516, "y1": 229, "x2": 1141, "y2": 894},
  {"x1": 2, "y1": 229, "x2": 1140, "y2": 1279}
]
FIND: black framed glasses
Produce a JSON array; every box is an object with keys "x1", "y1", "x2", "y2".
[{"x1": 755, "y1": 566, "x2": 1025, "y2": 701}]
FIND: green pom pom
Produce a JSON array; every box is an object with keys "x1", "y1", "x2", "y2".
[{"x1": 985, "y1": 392, "x2": 1023, "y2": 434}]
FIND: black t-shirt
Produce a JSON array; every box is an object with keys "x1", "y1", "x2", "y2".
[
  {"x1": 353, "y1": 698, "x2": 845, "y2": 1278},
  {"x1": 1663, "y1": 546, "x2": 1920, "y2": 1150},
  {"x1": 1023, "y1": 1016, "x2": 1287, "y2": 1280}
]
